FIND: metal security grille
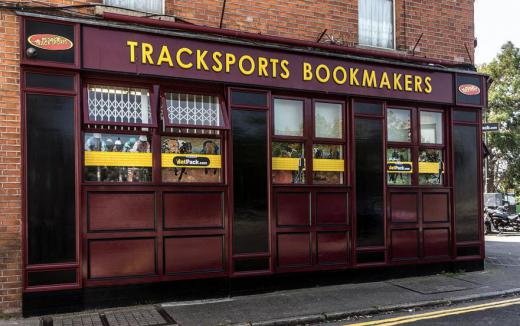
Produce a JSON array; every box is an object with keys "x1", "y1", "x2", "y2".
[
  {"x1": 165, "y1": 92, "x2": 222, "y2": 128},
  {"x1": 88, "y1": 85, "x2": 151, "y2": 125}
]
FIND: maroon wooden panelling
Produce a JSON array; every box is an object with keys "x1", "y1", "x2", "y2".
[
  {"x1": 316, "y1": 193, "x2": 349, "y2": 225},
  {"x1": 276, "y1": 193, "x2": 310, "y2": 226},
  {"x1": 277, "y1": 233, "x2": 311, "y2": 267},
  {"x1": 88, "y1": 192, "x2": 155, "y2": 231},
  {"x1": 89, "y1": 238, "x2": 156, "y2": 279},
  {"x1": 390, "y1": 193, "x2": 418, "y2": 223},
  {"x1": 422, "y1": 193, "x2": 449, "y2": 223},
  {"x1": 317, "y1": 232, "x2": 349, "y2": 265},
  {"x1": 391, "y1": 229, "x2": 419, "y2": 261},
  {"x1": 424, "y1": 228, "x2": 450, "y2": 258},
  {"x1": 164, "y1": 236, "x2": 224, "y2": 274},
  {"x1": 163, "y1": 192, "x2": 223, "y2": 229}
]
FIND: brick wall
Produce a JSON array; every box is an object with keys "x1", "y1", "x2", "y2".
[{"x1": 0, "y1": 0, "x2": 475, "y2": 316}]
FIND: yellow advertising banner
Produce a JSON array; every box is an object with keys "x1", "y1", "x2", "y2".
[
  {"x1": 84, "y1": 151, "x2": 153, "y2": 167},
  {"x1": 313, "y1": 159, "x2": 345, "y2": 172},
  {"x1": 419, "y1": 162, "x2": 442, "y2": 174},
  {"x1": 272, "y1": 157, "x2": 301, "y2": 171},
  {"x1": 161, "y1": 153, "x2": 221, "y2": 169}
]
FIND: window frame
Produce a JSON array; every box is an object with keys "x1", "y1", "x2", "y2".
[
  {"x1": 82, "y1": 79, "x2": 158, "y2": 128},
  {"x1": 357, "y1": 0, "x2": 396, "y2": 50}
]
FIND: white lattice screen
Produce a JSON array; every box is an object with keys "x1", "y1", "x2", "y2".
[
  {"x1": 165, "y1": 93, "x2": 222, "y2": 128},
  {"x1": 87, "y1": 85, "x2": 151, "y2": 125}
]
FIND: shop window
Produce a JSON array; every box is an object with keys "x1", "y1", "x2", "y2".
[
  {"x1": 274, "y1": 99, "x2": 304, "y2": 136},
  {"x1": 104, "y1": 0, "x2": 164, "y2": 14},
  {"x1": 86, "y1": 85, "x2": 154, "y2": 126},
  {"x1": 387, "y1": 108, "x2": 411, "y2": 142},
  {"x1": 161, "y1": 137, "x2": 221, "y2": 183},
  {"x1": 387, "y1": 148, "x2": 412, "y2": 185},
  {"x1": 163, "y1": 92, "x2": 228, "y2": 129},
  {"x1": 315, "y1": 102, "x2": 342, "y2": 139},
  {"x1": 272, "y1": 98, "x2": 345, "y2": 185},
  {"x1": 358, "y1": 0, "x2": 394, "y2": 49},
  {"x1": 420, "y1": 111, "x2": 443, "y2": 144},
  {"x1": 272, "y1": 142, "x2": 305, "y2": 184},
  {"x1": 84, "y1": 133, "x2": 152, "y2": 182},
  {"x1": 386, "y1": 107, "x2": 445, "y2": 186}
]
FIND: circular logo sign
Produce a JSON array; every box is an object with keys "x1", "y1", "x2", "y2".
[
  {"x1": 458, "y1": 84, "x2": 481, "y2": 96},
  {"x1": 27, "y1": 34, "x2": 73, "y2": 51}
]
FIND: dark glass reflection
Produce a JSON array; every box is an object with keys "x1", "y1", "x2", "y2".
[
  {"x1": 453, "y1": 110, "x2": 478, "y2": 123},
  {"x1": 26, "y1": 72, "x2": 74, "y2": 91},
  {"x1": 27, "y1": 270, "x2": 76, "y2": 287},
  {"x1": 454, "y1": 125, "x2": 480, "y2": 242},
  {"x1": 27, "y1": 94, "x2": 75, "y2": 264},
  {"x1": 234, "y1": 257, "x2": 270, "y2": 272},
  {"x1": 354, "y1": 102, "x2": 383, "y2": 116},
  {"x1": 231, "y1": 91, "x2": 268, "y2": 107},
  {"x1": 355, "y1": 118, "x2": 384, "y2": 247},
  {"x1": 232, "y1": 109, "x2": 269, "y2": 254},
  {"x1": 356, "y1": 251, "x2": 385, "y2": 264}
]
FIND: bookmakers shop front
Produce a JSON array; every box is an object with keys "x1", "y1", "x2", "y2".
[{"x1": 21, "y1": 15, "x2": 487, "y2": 306}]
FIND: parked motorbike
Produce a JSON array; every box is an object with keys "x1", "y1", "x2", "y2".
[{"x1": 484, "y1": 206, "x2": 520, "y2": 234}]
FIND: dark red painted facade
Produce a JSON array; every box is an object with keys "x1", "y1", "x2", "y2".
[{"x1": 19, "y1": 13, "x2": 487, "y2": 299}]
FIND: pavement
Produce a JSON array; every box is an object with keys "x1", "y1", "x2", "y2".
[{"x1": 3, "y1": 234, "x2": 520, "y2": 326}]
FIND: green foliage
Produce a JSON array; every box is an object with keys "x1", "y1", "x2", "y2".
[{"x1": 479, "y1": 42, "x2": 520, "y2": 193}]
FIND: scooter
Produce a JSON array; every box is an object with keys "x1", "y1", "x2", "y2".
[{"x1": 485, "y1": 206, "x2": 520, "y2": 234}]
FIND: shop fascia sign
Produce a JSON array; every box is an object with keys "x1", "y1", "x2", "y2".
[{"x1": 82, "y1": 27, "x2": 455, "y2": 103}]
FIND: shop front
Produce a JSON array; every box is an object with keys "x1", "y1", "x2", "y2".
[{"x1": 20, "y1": 13, "x2": 487, "y2": 304}]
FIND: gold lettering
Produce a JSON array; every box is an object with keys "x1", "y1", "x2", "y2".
[
  {"x1": 303, "y1": 62, "x2": 313, "y2": 81},
  {"x1": 258, "y1": 57, "x2": 269, "y2": 77},
  {"x1": 379, "y1": 72, "x2": 391, "y2": 89},
  {"x1": 127, "y1": 41, "x2": 138, "y2": 63},
  {"x1": 424, "y1": 76, "x2": 432, "y2": 93},
  {"x1": 362, "y1": 70, "x2": 377, "y2": 88},
  {"x1": 350, "y1": 68, "x2": 360, "y2": 86},
  {"x1": 225, "y1": 53, "x2": 236, "y2": 73},
  {"x1": 196, "y1": 50, "x2": 209, "y2": 71},
  {"x1": 316, "y1": 64, "x2": 330, "y2": 83},
  {"x1": 212, "y1": 51, "x2": 223, "y2": 72},
  {"x1": 157, "y1": 45, "x2": 173, "y2": 67},
  {"x1": 270, "y1": 58, "x2": 279, "y2": 77},
  {"x1": 333, "y1": 66, "x2": 347, "y2": 85},
  {"x1": 393, "y1": 73, "x2": 403, "y2": 91},
  {"x1": 414, "y1": 75, "x2": 423, "y2": 93},
  {"x1": 238, "y1": 55, "x2": 255, "y2": 75},
  {"x1": 405, "y1": 74, "x2": 413, "y2": 91},
  {"x1": 176, "y1": 47, "x2": 193, "y2": 69},
  {"x1": 141, "y1": 42, "x2": 154, "y2": 64},
  {"x1": 280, "y1": 60, "x2": 290, "y2": 79}
]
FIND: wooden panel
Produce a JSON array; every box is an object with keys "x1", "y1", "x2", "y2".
[
  {"x1": 88, "y1": 192, "x2": 155, "y2": 231},
  {"x1": 89, "y1": 238, "x2": 156, "y2": 279},
  {"x1": 316, "y1": 193, "x2": 349, "y2": 225},
  {"x1": 277, "y1": 233, "x2": 311, "y2": 267},
  {"x1": 317, "y1": 232, "x2": 349, "y2": 265},
  {"x1": 164, "y1": 192, "x2": 223, "y2": 229},
  {"x1": 391, "y1": 229, "x2": 419, "y2": 261},
  {"x1": 423, "y1": 193, "x2": 449, "y2": 223},
  {"x1": 390, "y1": 193, "x2": 418, "y2": 223},
  {"x1": 164, "y1": 236, "x2": 224, "y2": 274},
  {"x1": 424, "y1": 228, "x2": 450, "y2": 258},
  {"x1": 276, "y1": 193, "x2": 310, "y2": 226}
]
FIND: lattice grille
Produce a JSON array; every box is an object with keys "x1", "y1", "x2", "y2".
[
  {"x1": 165, "y1": 92, "x2": 222, "y2": 127},
  {"x1": 88, "y1": 85, "x2": 151, "y2": 125}
]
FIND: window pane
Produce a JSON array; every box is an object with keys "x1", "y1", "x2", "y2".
[
  {"x1": 420, "y1": 111, "x2": 443, "y2": 144},
  {"x1": 387, "y1": 148, "x2": 412, "y2": 185},
  {"x1": 313, "y1": 144, "x2": 344, "y2": 184},
  {"x1": 88, "y1": 85, "x2": 152, "y2": 125},
  {"x1": 359, "y1": 0, "x2": 394, "y2": 49},
  {"x1": 272, "y1": 142, "x2": 305, "y2": 184},
  {"x1": 274, "y1": 99, "x2": 304, "y2": 136},
  {"x1": 84, "y1": 133, "x2": 152, "y2": 182},
  {"x1": 104, "y1": 0, "x2": 163, "y2": 14},
  {"x1": 161, "y1": 137, "x2": 221, "y2": 183},
  {"x1": 419, "y1": 149, "x2": 443, "y2": 185},
  {"x1": 315, "y1": 102, "x2": 343, "y2": 139},
  {"x1": 231, "y1": 90, "x2": 268, "y2": 107},
  {"x1": 26, "y1": 72, "x2": 74, "y2": 91},
  {"x1": 453, "y1": 110, "x2": 477, "y2": 123},
  {"x1": 354, "y1": 102, "x2": 382, "y2": 116},
  {"x1": 387, "y1": 108, "x2": 411, "y2": 142},
  {"x1": 165, "y1": 92, "x2": 224, "y2": 128}
]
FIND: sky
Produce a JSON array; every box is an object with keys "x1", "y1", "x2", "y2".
[{"x1": 475, "y1": 0, "x2": 520, "y2": 65}]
